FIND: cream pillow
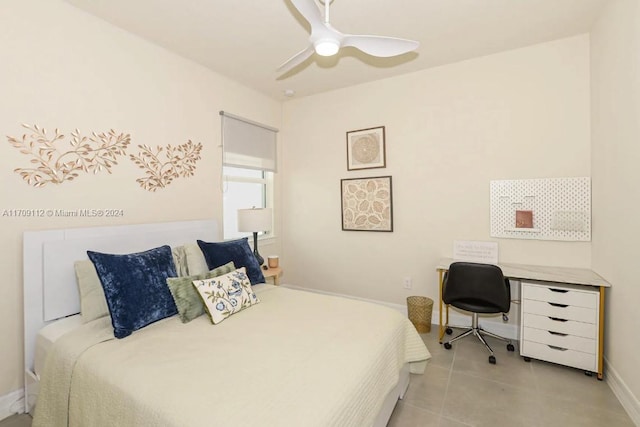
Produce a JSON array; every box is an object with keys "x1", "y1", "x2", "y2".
[
  {"x1": 193, "y1": 267, "x2": 260, "y2": 324},
  {"x1": 171, "y1": 245, "x2": 190, "y2": 277},
  {"x1": 74, "y1": 260, "x2": 109, "y2": 323},
  {"x1": 184, "y1": 242, "x2": 208, "y2": 276}
]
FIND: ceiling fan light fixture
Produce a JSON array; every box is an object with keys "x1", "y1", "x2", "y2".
[
  {"x1": 278, "y1": 0, "x2": 419, "y2": 74},
  {"x1": 314, "y1": 39, "x2": 340, "y2": 56}
]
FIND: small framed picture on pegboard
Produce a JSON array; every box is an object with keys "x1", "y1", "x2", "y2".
[{"x1": 515, "y1": 210, "x2": 533, "y2": 228}]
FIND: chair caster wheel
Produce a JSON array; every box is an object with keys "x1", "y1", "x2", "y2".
[
  {"x1": 489, "y1": 355, "x2": 496, "y2": 364},
  {"x1": 507, "y1": 343, "x2": 515, "y2": 352},
  {"x1": 445, "y1": 328, "x2": 453, "y2": 335},
  {"x1": 444, "y1": 342, "x2": 452, "y2": 350},
  {"x1": 585, "y1": 371, "x2": 593, "y2": 377},
  {"x1": 523, "y1": 357, "x2": 531, "y2": 362}
]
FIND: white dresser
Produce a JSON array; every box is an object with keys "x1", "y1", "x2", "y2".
[{"x1": 520, "y1": 281, "x2": 600, "y2": 373}]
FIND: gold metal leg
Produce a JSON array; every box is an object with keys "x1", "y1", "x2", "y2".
[
  {"x1": 597, "y1": 286, "x2": 605, "y2": 380},
  {"x1": 438, "y1": 269, "x2": 445, "y2": 343}
]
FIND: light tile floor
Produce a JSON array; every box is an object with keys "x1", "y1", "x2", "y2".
[
  {"x1": 388, "y1": 329, "x2": 635, "y2": 427},
  {"x1": 1, "y1": 330, "x2": 634, "y2": 427}
]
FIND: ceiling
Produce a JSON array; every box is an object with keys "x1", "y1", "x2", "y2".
[{"x1": 63, "y1": 0, "x2": 607, "y2": 101}]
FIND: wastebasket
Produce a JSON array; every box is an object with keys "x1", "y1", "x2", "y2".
[{"x1": 406, "y1": 296, "x2": 433, "y2": 333}]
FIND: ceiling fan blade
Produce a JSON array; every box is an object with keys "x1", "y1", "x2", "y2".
[
  {"x1": 342, "y1": 35, "x2": 419, "y2": 57},
  {"x1": 277, "y1": 45, "x2": 315, "y2": 74},
  {"x1": 290, "y1": 0, "x2": 325, "y2": 30}
]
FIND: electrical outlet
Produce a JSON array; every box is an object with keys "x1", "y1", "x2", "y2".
[{"x1": 403, "y1": 277, "x2": 412, "y2": 289}]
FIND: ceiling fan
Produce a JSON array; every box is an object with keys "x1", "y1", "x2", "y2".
[{"x1": 278, "y1": 0, "x2": 419, "y2": 74}]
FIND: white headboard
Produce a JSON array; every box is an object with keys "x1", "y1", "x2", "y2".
[{"x1": 23, "y1": 219, "x2": 219, "y2": 376}]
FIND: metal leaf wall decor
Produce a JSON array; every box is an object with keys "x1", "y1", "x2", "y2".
[
  {"x1": 129, "y1": 141, "x2": 203, "y2": 192},
  {"x1": 7, "y1": 124, "x2": 204, "y2": 191},
  {"x1": 7, "y1": 124, "x2": 131, "y2": 187}
]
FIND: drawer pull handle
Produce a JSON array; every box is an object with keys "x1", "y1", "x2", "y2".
[
  {"x1": 549, "y1": 288, "x2": 569, "y2": 293},
  {"x1": 548, "y1": 331, "x2": 568, "y2": 337},
  {"x1": 548, "y1": 302, "x2": 568, "y2": 308},
  {"x1": 548, "y1": 317, "x2": 568, "y2": 322},
  {"x1": 547, "y1": 345, "x2": 568, "y2": 351}
]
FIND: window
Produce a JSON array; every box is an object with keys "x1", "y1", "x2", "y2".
[
  {"x1": 223, "y1": 167, "x2": 274, "y2": 240},
  {"x1": 220, "y1": 111, "x2": 278, "y2": 240}
]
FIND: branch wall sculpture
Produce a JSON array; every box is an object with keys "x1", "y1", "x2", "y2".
[
  {"x1": 129, "y1": 141, "x2": 203, "y2": 192},
  {"x1": 7, "y1": 124, "x2": 130, "y2": 187},
  {"x1": 7, "y1": 124, "x2": 204, "y2": 191}
]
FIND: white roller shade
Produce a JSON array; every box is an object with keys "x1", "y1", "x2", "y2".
[{"x1": 221, "y1": 111, "x2": 278, "y2": 172}]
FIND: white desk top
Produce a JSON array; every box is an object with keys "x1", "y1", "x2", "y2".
[{"x1": 436, "y1": 258, "x2": 611, "y2": 288}]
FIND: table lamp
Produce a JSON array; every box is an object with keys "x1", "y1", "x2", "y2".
[{"x1": 237, "y1": 207, "x2": 272, "y2": 266}]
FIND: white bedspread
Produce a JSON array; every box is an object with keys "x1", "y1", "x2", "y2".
[{"x1": 34, "y1": 285, "x2": 430, "y2": 427}]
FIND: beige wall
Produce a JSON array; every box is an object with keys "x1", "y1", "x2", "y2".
[
  {"x1": 281, "y1": 35, "x2": 591, "y2": 316},
  {"x1": 0, "y1": 0, "x2": 281, "y2": 397},
  {"x1": 591, "y1": 0, "x2": 640, "y2": 410}
]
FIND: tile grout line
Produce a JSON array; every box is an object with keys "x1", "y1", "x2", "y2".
[
  {"x1": 437, "y1": 341, "x2": 457, "y2": 417},
  {"x1": 437, "y1": 343, "x2": 476, "y2": 427}
]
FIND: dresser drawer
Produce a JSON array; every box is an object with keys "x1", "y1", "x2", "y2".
[
  {"x1": 523, "y1": 313, "x2": 596, "y2": 339},
  {"x1": 522, "y1": 327, "x2": 596, "y2": 354},
  {"x1": 522, "y1": 299, "x2": 597, "y2": 324},
  {"x1": 522, "y1": 282, "x2": 598, "y2": 309},
  {"x1": 521, "y1": 340, "x2": 597, "y2": 372}
]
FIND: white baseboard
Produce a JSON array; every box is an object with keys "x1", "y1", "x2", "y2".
[
  {"x1": 605, "y1": 358, "x2": 640, "y2": 426},
  {"x1": 0, "y1": 389, "x2": 24, "y2": 421},
  {"x1": 281, "y1": 285, "x2": 519, "y2": 340}
]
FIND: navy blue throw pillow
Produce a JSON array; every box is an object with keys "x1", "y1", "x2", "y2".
[
  {"x1": 197, "y1": 238, "x2": 265, "y2": 285},
  {"x1": 87, "y1": 245, "x2": 178, "y2": 339}
]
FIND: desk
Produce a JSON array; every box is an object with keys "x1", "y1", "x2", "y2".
[{"x1": 436, "y1": 258, "x2": 611, "y2": 379}]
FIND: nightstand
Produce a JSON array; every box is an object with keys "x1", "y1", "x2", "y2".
[{"x1": 263, "y1": 266, "x2": 282, "y2": 285}]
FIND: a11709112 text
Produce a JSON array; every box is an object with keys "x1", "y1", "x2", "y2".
[{"x1": 1, "y1": 208, "x2": 125, "y2": 218}]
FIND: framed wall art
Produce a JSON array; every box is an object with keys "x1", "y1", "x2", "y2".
[
  {"x1": 346, "y1": 126, "x2": 386, "y2": 170},
  {"x1": 341, "y1": 176, "x2": 393, "y2": 232}
]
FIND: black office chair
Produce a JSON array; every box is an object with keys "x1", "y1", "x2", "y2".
[{"x1": 442, "y1": 262, "x2": 515, "y2": 364}]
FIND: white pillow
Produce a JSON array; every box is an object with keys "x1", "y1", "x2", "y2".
[
  {"x1": 74, "y1": 260, "x2": 109, "y2": 323},
  {"x1": 184, "y1": 242, "x2": 208, "y2": 276},
  {"x1": 171, "y1": 245, "x2": 190, "y2": 277},
  {"x1": 192, "y1": 267, "x2": 260, "y2": 324}
]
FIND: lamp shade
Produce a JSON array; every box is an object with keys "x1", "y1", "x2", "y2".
[{"x1": 237, "y1": 208, "x2": 272, "y2": 233}]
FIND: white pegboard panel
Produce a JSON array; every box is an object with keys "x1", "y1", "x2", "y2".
[{"x1": 490, "y1": 177, "x2": 590, "y2": 241}]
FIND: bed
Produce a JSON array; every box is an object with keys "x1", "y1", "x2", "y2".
[{"x1": 23, "y1": 220, "x2": 430, "y2": 427}]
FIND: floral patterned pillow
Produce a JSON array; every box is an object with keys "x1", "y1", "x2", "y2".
[{"x1": 192, "y1": 267, "x2": 260, "y2": 324}]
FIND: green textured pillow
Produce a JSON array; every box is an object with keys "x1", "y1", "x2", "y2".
[{"x1": 167, "y1": 261, "x2": 236, "y2": 323}]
